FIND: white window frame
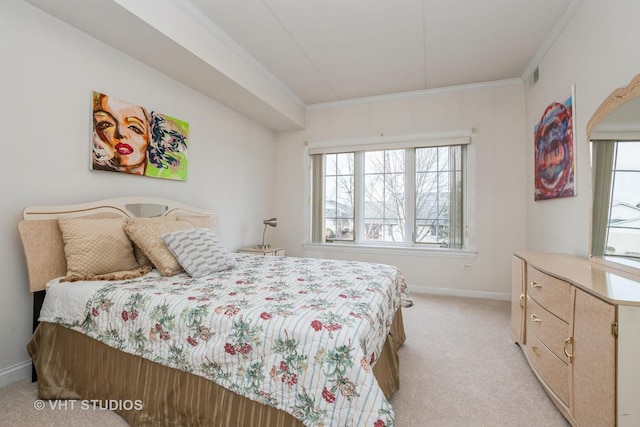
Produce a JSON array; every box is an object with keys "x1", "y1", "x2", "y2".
[{"x1": 306, "y1": 132, "x2": 474, "y2": 254}]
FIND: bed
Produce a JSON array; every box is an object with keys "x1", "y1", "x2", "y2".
[{"x1": 19, "y1": 197, "x2": 410, "y2": 427}]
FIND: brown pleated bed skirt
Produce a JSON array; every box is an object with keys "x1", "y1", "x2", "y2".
[{"x1": 28, "y1": 308, "x2": 406, "y2": 426}]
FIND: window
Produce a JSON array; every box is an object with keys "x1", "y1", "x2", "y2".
[
  {"x1": 324, "y1": 153, "x2": 354, "y2": 241},
  {"x1": 364, "y1": 150, "x2": 405, "y2": 242},
  {"x1": 592, "y1": 140, "x2": 640, "y2": 260},
  {"x1": 311, "y1": 141, "x2": 466, "y2": 249},
  {"x1": 415, "y1": 146, "x2": 463, "y2": 247}
]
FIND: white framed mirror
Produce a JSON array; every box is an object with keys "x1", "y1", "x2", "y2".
[
  {"x1": 125, "y1": 203, "x2": 168, "y2": 217},
  {"x1": 588, "y1": 73, "x2": 640, "y2": 274}
]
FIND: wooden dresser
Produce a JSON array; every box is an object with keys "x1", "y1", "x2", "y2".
[{"x1": 511, "y1": 252, "x2": 640, "y2": 427}]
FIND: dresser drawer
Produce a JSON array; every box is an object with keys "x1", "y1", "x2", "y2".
[
  {"x1": 527, "y1": 266, "x2": 571, "y2": 322},
  {"x1": 525, "y1": 330, "x2": 569, "y2": 406},
  {"x1": 526, "y1": 296, "x2": 570, "y2": 361}
]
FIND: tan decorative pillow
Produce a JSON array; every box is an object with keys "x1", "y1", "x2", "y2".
[
  {"x1": 132, "y1": 243, "x2": 154, "y2": 268},
  {"x1": 58, "y1": 217, "x2": 139, "y2": 279},
  {"x1": 123, "y1": 217, "x2": 192, "y2": 276}
]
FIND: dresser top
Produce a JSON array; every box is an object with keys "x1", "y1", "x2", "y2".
[{"x1": 515, "y1": 252, "x2": 640, "y2": 306}]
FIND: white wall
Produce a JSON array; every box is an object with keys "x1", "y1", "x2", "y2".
[
  {"x1": 274, "y1": 0, "x2": 640, "y2": 298},
  {"x1": 524, "y1": 0, "x2": 640, "y2": 255},
  {"x1": 275, "y1": 84, "x2": 528, "y2": 297},
  {"x1": 6, "y1": 0, "x2": 636, "y2": 389},
  {"x1": 0, "y1": 1, "x2": 277, "y2": 382}
]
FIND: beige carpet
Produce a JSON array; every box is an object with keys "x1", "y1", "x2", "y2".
[
  {"x1": 0, "y1": 293, "x2": 569, "y2": 426},
  {"x1": 390, "y1": 293, "x2": 569, "y2": 426}
]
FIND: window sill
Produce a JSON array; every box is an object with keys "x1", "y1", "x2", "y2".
[{"x1": 303, "y1": 242, "x2": 477, "y2": 258}]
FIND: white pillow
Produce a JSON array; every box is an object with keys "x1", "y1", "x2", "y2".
[{"x1": 162, "y1": 228, "x2": 237, "y2": 277}]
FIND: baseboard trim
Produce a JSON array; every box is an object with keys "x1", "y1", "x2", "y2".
[
  {"x1": 0, "y1": 360, "x2": 32, "y2": 389},
  {"x1": 409, "y1": 285, "x2": 510, "y2": 301}
]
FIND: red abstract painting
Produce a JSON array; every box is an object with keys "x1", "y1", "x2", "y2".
[{"x1": 534, "y1": 86, "x2": 576, "y2": 200}]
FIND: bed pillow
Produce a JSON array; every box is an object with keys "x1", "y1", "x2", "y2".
[
  {"x1": 123, "y1": 217, "x2": 193, "y2": 276},
  {"x1": 57, "y1": 216, "x2": 140, "y2": 279},
  {"x1": 132, "y1": 243, "x2": 154, "y2": 269},
  {"x1": 162, "y1": 228, "x2": 237, "y2": 278}
]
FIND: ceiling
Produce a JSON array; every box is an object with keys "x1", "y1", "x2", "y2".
[
  {"x1": 183, "y1": 0, "x2": 579, "y2": 105},
  {"x1": 23, "y1": 0, "x2": 582, "y2": 130}
]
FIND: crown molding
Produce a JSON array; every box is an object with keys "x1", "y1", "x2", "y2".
[{"x1": 307, "y1": 78, "x2": 523, "y2": 110}]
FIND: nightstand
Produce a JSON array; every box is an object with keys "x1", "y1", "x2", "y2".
[{"x1": 238, "y1": 246, "x2": 285, "y2": 256}]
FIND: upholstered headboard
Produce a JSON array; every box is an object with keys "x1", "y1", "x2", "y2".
[{"x1": 17, "y1": 197, "x2": 218, "y2": 292}]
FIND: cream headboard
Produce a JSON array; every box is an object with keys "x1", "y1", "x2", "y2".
[{"x1": 17, "y1": 197, "x2": 218, "y2": 292}]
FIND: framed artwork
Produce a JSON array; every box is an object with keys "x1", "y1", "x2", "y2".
[
  {"x1": 91, "y1": 91, "x2": 189, "y2": 181},
  {"x1": 534, "y1": 85, "x2": 576, "y2": 200}
]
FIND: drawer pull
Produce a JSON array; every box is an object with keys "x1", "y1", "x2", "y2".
[
  {"x1": 563, "y1": 337, "x2": 574, "y2": 363},
  {"x1": 531, "y1": 346, "x2": 541, "y2": 358},
  {"x1": 530, "y1": 281, "x2": 542, "y2": 288},
  {"x1": 530, "y1": 314, "x2": 541, "y2": 323}
]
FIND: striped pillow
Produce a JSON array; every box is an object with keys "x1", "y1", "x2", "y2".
[{"x1": 162, "y1": 228, "x2": 237, "y2": 277}]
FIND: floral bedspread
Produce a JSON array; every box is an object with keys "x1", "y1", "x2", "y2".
[{"x1": 40, "y1": 254, "x2": 410, "y2": 427}]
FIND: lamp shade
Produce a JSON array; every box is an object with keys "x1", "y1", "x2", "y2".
[{"x1": 263, "y1": 218, "x2": 277, "y2": 228}]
